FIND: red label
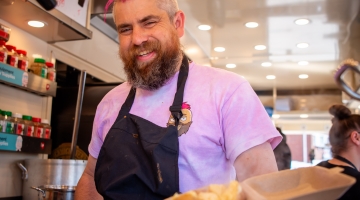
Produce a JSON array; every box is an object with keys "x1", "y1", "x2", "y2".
[
  {"x1": 26, "y1": 126, "x2": 34, "y2": 136},
  {"x1": 0, "y1": 30, "x2": 8, "y2": 41},
  {"x1": 40, "y1": 142, "x2": 45, "y2": 149},
  {"x1": 0, "y1": 51, "x2": 6, "y2": 63},
  {"x1": 44, "y1": 128, "x2": 51, "y2": 139},
  {"x1": 46, "y1": 84, "x2": 50, "y2": 90},
  {"x1": 16, "y1": 124, "x2": 23, "y2": 135},
  {"x1": 7, "y1": 55, "x2": 16, "y2": 66},
  {"x1": 18, "y1": 60, "x2": 27, "y2": 71}
]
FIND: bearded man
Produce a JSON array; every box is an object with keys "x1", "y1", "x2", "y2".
[{"x1": 75, "y1": 0, "x2": 282, "y2": 199}]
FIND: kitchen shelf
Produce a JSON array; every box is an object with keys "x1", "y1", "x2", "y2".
[
  {"x1": 0, "y1": 62, "x2": 57, "y2": 97},
  {"x1": 0, "y1": 132, "x2": 52, "y2": 154}
]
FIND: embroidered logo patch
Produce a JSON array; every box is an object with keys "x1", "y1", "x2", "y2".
[{"x1": 167, "y1": 102, "x2": 193, "y2": 137}]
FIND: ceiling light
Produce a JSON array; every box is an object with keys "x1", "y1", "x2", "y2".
[
  {"x1": 299, "y1": 74, "x2": 309, "y2": 79},
  {"x1": 226, "y1": 64, "x2": 236, "y2": 68},
  {"x1": 198, "y1": 25, "x2": 211, "y2": 31},
  {"x1": 298, "y1": 61, "x2": 309, "y2": 65},
  {"x1": 300, "y1": 114, "x2": 308, "y2": 119},
  {"x1": 266, "y1": 75, "x2": 276, "y2": 80},
  {"x1": 28, "y1": 20, "x2": 45, "y2": 28},
  {"x1": 272, "y1": 114, "x2": 280, "y2": 119},
  {"x1": 261, "y1": 62, "x2": 272, "y2": 67},
  {"x1": 255, "y1": 45, "x2": 267, "y2": 50},
  {"x1": 214, "y1": 47, "x2": 225, "y2": 52},
  {"x1": 245, "y1": 22, "x2": 259, "y2": 28},
  {"x1": 294, "y1": 18, "x2": 310, "y2": 25},
  {"x1": 297, "y1": 43, "x2": 309, "y2": 48}
]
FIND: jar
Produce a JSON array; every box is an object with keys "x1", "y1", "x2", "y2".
[
  {"x1": 0, "y1": 110, "x2": 4, "y2": 132},
  {"x1": 32, "y1": 117, "x2": 43, "y2": 138},
  {"x1": 0, "y1": 40, "x2": 8, "y2": 64},
  {"x1": 2, "y1": 111, "x2": 14, "y2": 133},
  {"x1": 41, "y1": 119, "x2": 51, "y2": 139},
  {"x1": 5, "y1": 45, "x2": 18, "y2": 67},
  {"x1": 30, "y1": 58, "x2": 46, "y2": 77},
  {"x1": 13, "y1": 113, "x2": 24, "y2": 135},
  {"x1": 17, "y1": 50, "x2": 29, "y2": 71},
  {"x1": 46, "y1": 62, "x2": 56, "y2": 81},
  {"x1": 23, "y1": 115, "x2": 34, "y2": 137}
]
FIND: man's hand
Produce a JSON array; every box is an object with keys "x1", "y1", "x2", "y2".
[
  {"x1": 234, "y1": 142, "x2": 278, "y2": 182},
  {"x1": 75, "y1": 155, "x2": 103, "y2": 200}
]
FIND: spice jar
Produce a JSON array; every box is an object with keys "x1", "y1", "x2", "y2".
[
  {"x1": 3, "y1": 111, "x2": 14, "y2": 134},
  {"x1": 13, "y1": 113, "x2": 24, "y2": 135},
  {"x1": 0, "y1": 40, "x2": 8, "y2": 64},
  {"x1": 17, "y1": 50, "x2": 29, "y2": 71},
  {"x1": 5, "y1": 45, "x2": 18, "y2": 67},
  {"x1": 30, "y1": 58, "x2": 46, "y2": 77},
  {"x1": 23, "y1": 115, "x2": 34, "y2": 137},
  {"x1": 46, "y1": 62, "x2": 56, "y2": 81},
  {"x1": 32, "y1": 117, "x2": 43, "y2": 138},
  {"x1": 41, "y1": 119, "x2": 51, "y2": 139}
]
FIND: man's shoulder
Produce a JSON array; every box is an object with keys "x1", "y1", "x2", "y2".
[
  {"x1": 98, "y1": 82, "x2": 131, "y2": 107},
  {"x1": 190, "y1": 62, "x2": 246, "y2": 85}
]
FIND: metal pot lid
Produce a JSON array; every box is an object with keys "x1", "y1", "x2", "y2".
[{"x1": 38, "y1": 185, "x2": 76, "y2": 191}]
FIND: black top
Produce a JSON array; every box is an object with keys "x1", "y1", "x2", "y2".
[{"x1": 317, "y1": 161, "x2": 360, "y2": 200}]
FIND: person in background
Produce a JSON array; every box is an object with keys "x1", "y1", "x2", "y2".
[
  {"x1": 317, "y1": 105, "x2": 360, "y2": 199},
  {"x1": 273, "y1": 127, "x2": 292, "y2": 170},
  {"x1": 309, "y1": 148, "x2": 315, "y2": 164},
  {"x1": 75, "y1": 0, "x2": 282, "y2": 199}
]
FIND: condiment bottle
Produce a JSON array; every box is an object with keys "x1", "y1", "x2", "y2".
[
  {"x1": 0, "y1": 110, "x2": 5, "y2": 132},
  {"x1": 30, "y1": 58, "x2": 46, "y2": 77},
  {"x1": 0, "y1": 40, "x2": 8, "y2": 64},
  {"x1": 13, "y1": 113, "x2": 24, "y2": 135},
  {"x1": 23, "y1": 115, "x2": 34, "y2": 137},
  {"x1": 5, "y1": 45, "x2": 18, "y2": 67},
  {"x1": 46, "y1": 62, "x2": 56, "y2": 81},
  {"x1": 32, "y1": 117, "x2": 43, "y2": 138},
  {"x1": 17, "y1": 50, "x2": 29, "y2": 71},
  {"x1": 4, "y1": 111, "x2": 14, "y2": 134},
  {"x1": 41, "y1": 119, "x2": 51, "y2": 139}
]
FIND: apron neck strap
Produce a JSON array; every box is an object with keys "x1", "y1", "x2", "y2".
[
  {"x1": 334, "y1": 155, "x2": 358, "y2": 171},
  {"x1": 169, "y1": 54, "x2": 189, "y2": 126}
]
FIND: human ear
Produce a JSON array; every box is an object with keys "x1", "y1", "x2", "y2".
[
  {"x1": 173, "y1": 11, "x2": 185, "y2": 38},
  {"x1": 350, "y1": 131, "x2": 360, "y2": 146}
]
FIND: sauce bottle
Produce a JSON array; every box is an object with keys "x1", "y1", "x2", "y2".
[
  {"x1": 41, "y1": 119, "x2": 51, "y2": 139},
  {"x1": 23, "y1": 115, "x2": 34, "y2": 137},
  {"x1": 0, "y1": 40, "x2": 8, "y2": 64},
  {"x1": 13, "y1": 113, "x2": 24, "y2": 135},
  {"x1": 5, "y1": 45, "x2": 18, "y2": 67},
  {"x1": 46, "y1": 62, "x2": 56, "y2": 81},
  {"x1": 17, "y1": 50, "x2": 29, "y2": 71},
  {"x1": 32, "y1": 117, "x2": 43, "y2": 138}
]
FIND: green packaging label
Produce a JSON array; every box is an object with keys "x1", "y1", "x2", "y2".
[
  {"x1": 6, "y1": 122, "x2": 14, "y2": 134},
  {"x1": 41, "y1": 68, "x2": 47, "y2": 78}
]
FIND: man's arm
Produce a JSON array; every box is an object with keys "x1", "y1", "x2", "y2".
[
  {"x1": 234, "y1": 142, "x2": 278, "y2": 182},
  {"x1": 75, "y1": 155, "x2": 103, "y2": 200}
]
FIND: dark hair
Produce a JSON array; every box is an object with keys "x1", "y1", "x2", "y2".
[{"x1": 328, "y1": 105, "x2": 360, "y2": 155}]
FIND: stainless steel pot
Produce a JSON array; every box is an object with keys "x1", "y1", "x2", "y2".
[
  {"x1": 31, "y1": 185, "x2": 75, "y2": 200},
  {"x1": 18, "y1": 159, "x2": 87, "y2": 200}
]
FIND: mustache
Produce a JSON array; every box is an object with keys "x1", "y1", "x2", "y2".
[{"x1": 128, "y1": 41, "x2": 161, "y2": 58}]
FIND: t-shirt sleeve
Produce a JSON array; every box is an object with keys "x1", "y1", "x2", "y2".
[
  {"x1": 221, "y1": 81, "x2": 282, "y2": 164},
  {"x1": 88, "y1": 102, "x2": 106, "y2": 159}
]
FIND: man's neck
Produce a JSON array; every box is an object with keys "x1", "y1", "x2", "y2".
[{"x1": 175, "y1": 54, "x2": 184, "y2": 72}]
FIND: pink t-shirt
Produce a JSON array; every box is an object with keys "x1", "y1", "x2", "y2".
[{"x1": 89, "y1": 62, "x2": 282, "y2": 192}]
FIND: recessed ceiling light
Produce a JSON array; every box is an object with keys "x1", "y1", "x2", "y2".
[
  {"x1": 300, "y1": 114, "x2": 308, "y2": 119},
  {"x1": 214, "y1": 47, "x2": 225, "y2": 52},
  {"x1": 226, "y1": 64, "x2": 236, "y2": 68},
  {"x1": 294, "y1": 18, "x2": 310, "y2": 25},
  {"x1": 298, "y1": 61, "x2": 309, "y2": 65},
  {"x1": 198, "y1": 24, "x2": 211, "y2": 31},
  {"x1": 245, "y1": 22, "x2": 259, "y2": 28},
  {"x1": 272, "y1": 114, "x2": 280, "y2": 119},
  {"x1": 255, "y1": 45, "x2": 267, "y2": 50},
  {"x1": 297, "y1": 43, "x2": 309, "y2": 48},
  {"x1": 266, "y1": 75, "x2": 276, "y2": 80},
  {"x1": 261, "y1": 62, "x2": 272, "y2": 67},
  {"x1": 28, "y1": 20, "x2": 45, "y2": 28},
  {"x1": 299, "y1": 74, "x2": 309, "y2": 79}
]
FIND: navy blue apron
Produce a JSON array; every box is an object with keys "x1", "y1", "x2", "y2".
[{"x1": 94, "y1": 55, "x2": 189, "y2": 200}]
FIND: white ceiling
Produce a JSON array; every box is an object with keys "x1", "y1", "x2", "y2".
[
  {"x1": 177, "y1": 0, "x2": 360, "y2": 90},
  {"x1": 92, "y1": 0, "x2": 360, "y2": 91}
]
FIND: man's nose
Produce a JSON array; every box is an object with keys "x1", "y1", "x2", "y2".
[{"x1": 132, "y1": 26, "x2": 148, "y2": 46}]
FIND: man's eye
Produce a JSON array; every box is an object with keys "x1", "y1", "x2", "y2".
[
  {"x1": 120, "y1": 28, "x2": 131, "y2": 34},
  {"x1": 145, "y1": 21, "x2": 156, "y2": 26}
]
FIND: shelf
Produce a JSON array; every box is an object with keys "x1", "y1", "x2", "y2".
[
  {"x1": 0, "y1": 132, "x2": 52, "y2": 154},
  {"x1": 0, "y1": 0, "x2": 92, "y2": 43},
  {"x1": 0, "y1": 62, "x2": 57, "y2": 97}
]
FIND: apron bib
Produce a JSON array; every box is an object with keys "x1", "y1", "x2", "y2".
[{"x1": 94, "y1": 55, "x2": 189, "y2": 200}]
